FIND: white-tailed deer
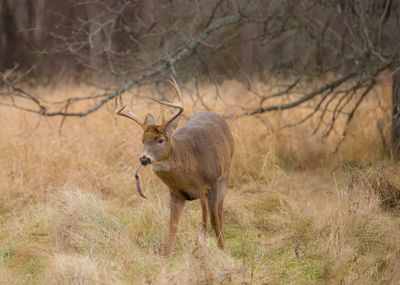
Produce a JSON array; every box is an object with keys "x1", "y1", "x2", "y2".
[{"x1": 116, "y1": 78, "x2": 234, "y2": 256}]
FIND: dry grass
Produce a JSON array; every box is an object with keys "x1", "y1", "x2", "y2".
[{"x1": 1, "y1": 80, "x2": 400, "y2": 284}]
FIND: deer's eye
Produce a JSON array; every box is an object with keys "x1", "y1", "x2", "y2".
[{"x1": 158, "y1": 138, "x2": 165, "y2": 144}]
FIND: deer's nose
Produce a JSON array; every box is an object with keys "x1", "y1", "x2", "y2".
[{"x1": 139, "y1": 155, "x2": 151, "y2": 166}]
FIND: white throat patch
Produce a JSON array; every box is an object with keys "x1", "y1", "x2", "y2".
[{"x1": 151, "y1": 161, "x2": 171, "y2": 172}]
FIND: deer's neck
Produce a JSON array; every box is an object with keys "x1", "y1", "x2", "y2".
[{"x1": 151, "y1": 160, "x2": 171, "y2": 172}]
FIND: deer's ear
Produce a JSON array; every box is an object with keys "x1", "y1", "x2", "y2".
[
  {"x1": 144, "y1": 113, "x2": 156, "y2": 126},
  {"x1": 164, "y1": 114, "x2": 181, "y2": 135}
]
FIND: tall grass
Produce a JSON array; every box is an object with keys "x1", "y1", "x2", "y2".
[{"x1": 0, "y1": 80, "x2": 399, "y2": 284}]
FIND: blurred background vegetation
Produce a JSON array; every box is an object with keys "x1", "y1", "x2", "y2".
[
  {"x1": 1, "y1": 0, "x2": 399, "y2": 80},
  {"x1": 2, "y1": 0, "x2": 400, "y2": 156}
]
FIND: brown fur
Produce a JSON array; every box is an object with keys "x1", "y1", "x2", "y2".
[{"x1": 143, "y1": 111, "x2": 234, "y2": 255}]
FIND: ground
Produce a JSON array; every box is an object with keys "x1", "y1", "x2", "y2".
[{"x1": 1, "y1": 81, "x2": 400, "y2": 284}]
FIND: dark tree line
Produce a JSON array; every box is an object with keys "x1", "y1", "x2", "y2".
[
  {"x1": 1, "y1": 1, "x2": 398, "y2": 79},
  {"x1": 1, "y1": 0, "x2": 400, "y2": 156}
]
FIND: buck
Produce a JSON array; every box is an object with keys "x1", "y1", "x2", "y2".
[{"x1": 116, "y1": 78, "x2": 234, "y2": 256}]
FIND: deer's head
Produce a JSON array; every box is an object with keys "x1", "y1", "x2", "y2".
[{"x1": 116, "y1": 78, "x2": 183, "y2": 167}]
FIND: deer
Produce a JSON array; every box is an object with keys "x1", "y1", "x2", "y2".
[{"x1": 115, "y1": 78, "x2": 234, "y2": 256}]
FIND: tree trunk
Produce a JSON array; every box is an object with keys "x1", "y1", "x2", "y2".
[{"x1": 392, "y1": 69, "x2": 400, "y2": 160}]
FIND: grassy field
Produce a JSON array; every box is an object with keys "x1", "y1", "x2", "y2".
[{"x1": 1, "y1": 80, "x2": 400, "y2": 284}]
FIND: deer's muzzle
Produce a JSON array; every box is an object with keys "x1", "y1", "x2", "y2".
[{"x1": 139, "y1": 155, "x2": 151, "y2": 166}]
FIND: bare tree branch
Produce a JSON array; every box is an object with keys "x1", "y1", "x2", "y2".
[{"x1": 1, "y1": 13, "x2": 241, "y2": 117}]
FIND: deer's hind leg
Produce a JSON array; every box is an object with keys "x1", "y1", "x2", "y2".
[
  {"x1": 217, "y1": 175, "x2": 228, "y2": 237},
  {"x1": 208, "y1": 181, "x2": 225, "y2": 249}
]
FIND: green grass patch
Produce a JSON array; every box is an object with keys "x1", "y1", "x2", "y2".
[{"x1": 0, "y1": 247, "x2": 15, "y2": 264}]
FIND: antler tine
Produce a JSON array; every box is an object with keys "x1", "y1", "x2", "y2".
[
  {"x1": 115, "y1": 90, "x2": 144, "y2": 128},
  {"x1": 168, "y1": 76, "x2": 183, "y2": 105},
  {"x1": 152, "y1": 76, "x2": 184, "y2": 127}
]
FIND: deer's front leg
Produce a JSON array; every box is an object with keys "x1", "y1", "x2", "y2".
[
  {"x1": 164, "y1": 193, "x2": 185, "y2": 256},
  {"x1": 200, "y1": 196, "x2": 208, "y2": 238}
]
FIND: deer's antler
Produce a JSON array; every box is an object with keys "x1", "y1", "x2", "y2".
[
  {"x1": 115, "y1": 90, "x2": 144, "y2": 128},
  {"x1": 152, "y1": 77, "x2": 183, "y2": 128}
]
